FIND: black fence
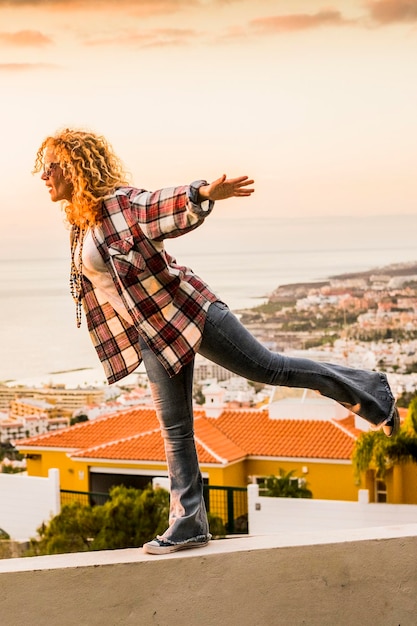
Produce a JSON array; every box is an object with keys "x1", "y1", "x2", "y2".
[
  {"x1": 203, "y1": 485, "x2": 248, "y2": 534},
  {"x1": 60, "y1": 484, "x2": 248, "y2": 535},
  {"x1": 60, "y1": 489, "x2": 110, "y2": 507}
]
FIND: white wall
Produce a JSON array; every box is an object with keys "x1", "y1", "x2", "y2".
[
  {"x1": 0, "y1": 469, "x2": 60, "y2": 541},
  {"x1": 1, "y1": 528, "x2": 417, "y2": 626},
  {"x1": 247, "y1": 484, "x2": 417, "y2": 535}
]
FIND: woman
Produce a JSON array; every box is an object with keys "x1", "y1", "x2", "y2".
[{"x1": 34, "y1": 128, "x2": 399, "y2": 555}]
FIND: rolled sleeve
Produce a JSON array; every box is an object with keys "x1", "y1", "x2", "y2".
[{"x1": 188, "y1": 180, "x2": 214, "y2": 217}]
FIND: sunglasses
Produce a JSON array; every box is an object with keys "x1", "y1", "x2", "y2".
[{"x1": 43, "y1": 162, "x2": 60, "y2": 177}]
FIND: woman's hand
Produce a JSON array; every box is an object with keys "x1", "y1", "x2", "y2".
[{"x1": 198, "y1": 175, "x2": 255, "y2": 202}]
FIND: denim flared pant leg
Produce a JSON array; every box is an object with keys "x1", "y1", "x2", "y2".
[
  {"x1": 200, "y1": 302, "x2": 396, "y2": 428},
  {"x1": 138, "y1": 337, "x2": 210, "y2": 544},
  {"x1": 139, "y1": 301, "x2": 396, "y2": 543}
]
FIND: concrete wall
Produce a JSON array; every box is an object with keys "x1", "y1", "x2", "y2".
[
  {"x1": 0, "y1": 469, "x2": 60, "y2": 541},
  {"x1": 247, "y1": 484, "x2": 417, "y2": 535},
  {"x1": 0, "y1": 541, "x2": 27, "y2": 559},
  {"x1": 0, "y1": 526, "x2": 416, "y2": 625}
]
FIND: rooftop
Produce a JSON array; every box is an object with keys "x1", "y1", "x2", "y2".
[{"x1": 15, "y1": 403, "x2": 393, "y2": 464}]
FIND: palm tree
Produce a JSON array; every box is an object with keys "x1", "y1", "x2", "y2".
[
  {"x1": 261, "y1": 469, "x2": 312, "y2": 498},
  {"x1": 352, "y1": 398, "x2": 417, "y2": 483}
]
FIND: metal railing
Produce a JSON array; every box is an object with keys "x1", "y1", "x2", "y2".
[
  {"x1": 60, "y1": 484, "x2": 248, "y2": 534},
  {"x1": 60, "y1": 489, "x2": 110, "y2": 507},
  {"x1": 203, "y1": 485, "x2": 248, "y2": 534}
]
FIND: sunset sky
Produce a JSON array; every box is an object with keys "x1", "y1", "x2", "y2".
[{"x1": 1, "y1": 0, "x2": 417, "y2": 259}]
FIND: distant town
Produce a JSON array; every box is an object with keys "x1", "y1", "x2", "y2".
[
  {"x1": 2, "y1": 259, "x2": 417, "y2": 459},
  {"x1": 238, "y1": 260, "x2": 417, "y2": 397}
]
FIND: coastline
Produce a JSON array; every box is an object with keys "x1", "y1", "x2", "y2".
[
  {"x1": 6, "y1": 259, "x2": 417, "y2": 389},
  {"x1": 2, "y1": 245, "x2": 417, "y2": 383},
  {"x1": 241, "y1": 259, "x2": 417, "y2": 310}
]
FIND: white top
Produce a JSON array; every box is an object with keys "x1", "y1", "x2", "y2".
[{"x1": 82, "y1": 229, "x2": 134, "y2": 324}]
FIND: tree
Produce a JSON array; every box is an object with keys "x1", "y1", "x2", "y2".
[
  {"x1": 408, "y1": 396, "x2": 417, "y2": 433},
  {"x1": 28, "y1": 500, "x2": 104, "y2": 555},
  {"x1": 27, "y1": 485, "x2": 170, "y2": 556},
  {"x1": 0, "y1": 443, "x2": 23, "y2": 462},
  {"x1": 70, "y1": 413, "x2": 89, "y2": 426},
  {"x1": 92, "y1": 485, "x2": 169, "y2": 550},
  {"x1": 0, "y1": 528, "x2": 10, "y2": 540},
  {"x1": 193, "y1": 385, "x2": 205, "y2": 405},
  {"x1": 261, "y1": 470, "x2": 312, "y2": 498},
  {"x1": 207, "y1": 513, "x2": 226, "y2": 537},
  {"x1": 396, "y1": 390, "x2": 417, "y2": 408},
  {"x1": 1, "y1": 464, "x2": 25, "y2": 474},
  {"x1": 352, "y1": 401, "x2": 417, "y2": 483}
]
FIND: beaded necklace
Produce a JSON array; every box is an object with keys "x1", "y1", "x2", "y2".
[{"x1": 70, "y1": 225, "x2": 87, "y2": 328}]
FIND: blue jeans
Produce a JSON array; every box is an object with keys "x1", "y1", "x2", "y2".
[{"x1": 139, "y1": 301, "x2": 396, "y2": 544}]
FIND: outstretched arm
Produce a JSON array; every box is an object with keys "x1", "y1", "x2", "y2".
[
  {"x1": 128, "y1": 175, "x2": 254, "y2": 241},
  {"x1": 198, "y1": 175, "x2": 255, "y2": 202}
]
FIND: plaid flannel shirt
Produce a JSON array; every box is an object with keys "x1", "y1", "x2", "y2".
[{"x1": 77, "y1": 181, "x2": 220, "y2": 384}]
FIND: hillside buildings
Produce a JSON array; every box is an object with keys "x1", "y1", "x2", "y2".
[{"x1": 0, "y1": 384, "x2": 104, "y2": 443}]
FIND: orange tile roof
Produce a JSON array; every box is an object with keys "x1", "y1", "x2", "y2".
[
  {"x1": 210, "y1": 410, "x2": 356, "y2": 460},
  {"x1": 330, "y1": 414, "x2": 364, "y2": 438},
  {"x1": 68, "y1": 414, "x2": 244, "y2": 465},
  {"x1": 72, "y1": 429, "x2": 223, "y2": 465},
  {"x1": 17, "y1": 406, "x2": 359, "y2": 463},
  {"x1": 194, "y1": 417, "x2": 246, "y2": 464},
  {"x1": 17, "y1": 408, "x2": 159, "y2": 449},
  {"x1": 73, "y1": 431, "x2": 165, "y2": 462}
]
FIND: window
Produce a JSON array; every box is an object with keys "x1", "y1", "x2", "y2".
[{"x1": 375, "y1": 475, "x2": 387, "y2": 503}]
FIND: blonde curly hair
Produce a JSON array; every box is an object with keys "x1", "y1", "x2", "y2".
[{"x1": 33, "y1": 128, "x2": 130, "y2": 227}]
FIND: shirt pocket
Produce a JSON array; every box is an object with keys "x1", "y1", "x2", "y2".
[{"x1": 108, "y1": 237, "x2": 146, "y2": 278}]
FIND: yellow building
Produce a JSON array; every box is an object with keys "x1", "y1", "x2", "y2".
[
  {"x1": 15, "y1": 397, "x2": 417, "y2": 536},
  {"x1": 0, "y1": 384, "x2": 104, "y2": 413},
  {"x1": 17, "y1": 404, "x2": 372, "y2": 502},
  {"x1": 10, "y1": 398, "x2": 60, "y2": 420}
]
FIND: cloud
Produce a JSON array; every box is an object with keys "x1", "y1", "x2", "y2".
[
  {"x1": 0, "y1": 0, "x2": 195, "y2": 12},
  {"x1": 84, "y1": 27, "x2": 198, "y2": 48},
  {"x1": 0, "y1": 62, "x2": 57, "y2": 71},
  {"x1": 225, "y1": 3, "x2": 417, "y2": 40},
  {"x1": 0, "y1": 30, "x2": 52, "y2": 47},
  {"x1": 249, "y1": 10, "x2": 353, "y2": 34},
  {"x1": 366, "y1": 0, "x2": 417, "y2": 24}
]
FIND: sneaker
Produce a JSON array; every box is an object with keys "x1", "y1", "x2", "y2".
[
  {"x1": 143, "y1": 537, "x2": 210, "y2": 555},
  {"x1": 382, "y1": 407, "x2": 400, "y2": 438}
]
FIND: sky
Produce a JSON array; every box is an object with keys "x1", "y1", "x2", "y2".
[{"x1": 1, "y1": 0, "x2": 417, "y2": 259}]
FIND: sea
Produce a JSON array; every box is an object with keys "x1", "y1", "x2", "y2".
[{"x1": 1, "y1": 214, "x2": 417, "y2": 385}]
